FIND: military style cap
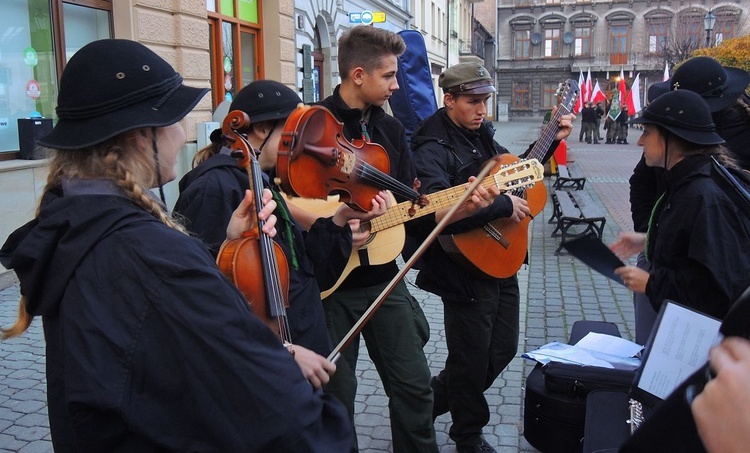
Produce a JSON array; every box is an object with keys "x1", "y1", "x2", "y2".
[{"x1": 439, "y1": 62, "x2": 495, "y2": 95}]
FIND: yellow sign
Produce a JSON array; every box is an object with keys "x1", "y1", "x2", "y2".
[{"x1": 373, "y1": 12, "x2": 386, "y2": 23}]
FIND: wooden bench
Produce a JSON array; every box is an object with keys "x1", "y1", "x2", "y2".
[
  {"x1": 551, "y1": 190, "x2": 607, "y2": 255},
  {"x1": 553, "y1": 165, "x2": 587, "y2": 190}
]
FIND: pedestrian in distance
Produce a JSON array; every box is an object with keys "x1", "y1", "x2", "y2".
[
  {"x1": 408, "y1": 61, "x2": 575, "y2": 453},
  {"x1": 0, "y1": 39, "x2": 352, "y2": 452}
]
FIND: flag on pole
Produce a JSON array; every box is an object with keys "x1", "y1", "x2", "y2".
[
  {"x1": 608, "y1": 90, "x2": 621, "y2": 121},
  {"x1": 618, "y1": 68, "x2": 627, "y2": 105},
  {"x1": 590, "y1": 80, "x2": 607, "y2": 105},
  {"x1": 585, "y1": 68, "x2": 593, "y2": 102},
  {"x1": 625, "y1": 73, "x2": 642, "y2": 116},
  {"x1": 574, "y1": 69, "x2": 585, "y2": 113},
  {"x1": 663, "y1": 62, "x2": 670, "y2": 82}
]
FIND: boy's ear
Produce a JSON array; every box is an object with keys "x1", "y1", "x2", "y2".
[{"x1": 351, "y1": 66, "x2": 365, "y2": 86}]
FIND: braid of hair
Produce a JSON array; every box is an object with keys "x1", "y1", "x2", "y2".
[
  {"x1": 104, "y1": 151, "x2": 187, "y2": 234},
  {"x1": 1, "y1": 156, "x2": 62, "y2": 339}
]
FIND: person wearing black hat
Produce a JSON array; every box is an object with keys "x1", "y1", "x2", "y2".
[
  {"x1": 174, "y1": 79, "x2": 385, "y2": 366},
  {"x1": 0, "y1": 39, "x2": 352, "y2": 452},
  {"x1": 612, "y1": 90, "x2": 750, "y2": 321},
  {"x1": 408, "y1": 61, "x2": 575, "y2": 453},
  {"x1": 313, "y1": 25, "x2": 438, "y2": 453},
  {"x1": 627, "y1": 56, "x2": 750, "y2": 342}
]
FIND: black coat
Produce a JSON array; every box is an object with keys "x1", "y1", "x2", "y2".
[
  {"x1": 645, "y1": 155, "x2": 750, "y2": 318},
  {"x1": 0, "y1": 184, "x2": 351, "y2": 452},
  {"x1": 317, "y1": 85, "x2": 417, "y2": 289}
]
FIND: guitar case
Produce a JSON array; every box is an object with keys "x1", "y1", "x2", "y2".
[
  {"x1": 523, "y1": 321, "x2": 623, "y2": 453},
  {"x1": 390, "y1": 30, "x2": 438, "y2": 147}
]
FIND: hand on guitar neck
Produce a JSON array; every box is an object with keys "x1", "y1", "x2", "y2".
[{"x1": 434, "y1": 175, "x2": 529, "y2": 225}]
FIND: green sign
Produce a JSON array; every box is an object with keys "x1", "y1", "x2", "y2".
[{"x1": 23, "y1": 47, "x2": 38, "y2": 66}]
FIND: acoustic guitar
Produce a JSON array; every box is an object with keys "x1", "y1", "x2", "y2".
[
  {"x1": 286, "y1": 158, "x2": 544, "y2": 298},
  {"x1": 438, "y1": 79, "x2": 579, "y2": 278}
]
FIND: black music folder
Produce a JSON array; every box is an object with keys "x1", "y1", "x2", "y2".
[{"x1": 561, "y1": 233, "x2": 625, "y2": 286}]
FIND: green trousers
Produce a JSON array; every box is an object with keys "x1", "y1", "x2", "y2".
[{"x1": 324, "y1": 280, "x2": 437, "y2": 453}]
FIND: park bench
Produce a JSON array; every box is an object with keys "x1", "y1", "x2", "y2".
[
  {"x1": 550, "y1": 190, "x2": 607, "y2": 255},
  {"x1": 553, "y1": 165, "x2": 587, "y2": 190}
]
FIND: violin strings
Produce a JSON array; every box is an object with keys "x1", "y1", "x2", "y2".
[{"x1": 354, "y1": 161, "x2": 419, "y2": 201}]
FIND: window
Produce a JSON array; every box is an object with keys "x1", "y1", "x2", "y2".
[
  {"x1": 573, "y1": 26, "x2": 591, "y2": 56},
  {"x1": 609, "y1": 24, "x2": 630, "y2": 65},
  {"x1": 713, "y1": 10, "x2": 739, "y2": 46},
  {"x1": 0, "y1": 0, "x2": 112, "y2": 156},
  {"x1": 647, "y1": 22, "x2": 668, "y2": 53},
  {"x1": 675, "y1": 12, "x2": 702, "y2": 50},
  {"x1": 544, "y1": 28, "x2": 561, "y2": 58},
  {"x1": 542, "y1": 82, "x2": 559, "y2": 109},
  {"x1": 208, "y1": 1, "x2": 261, "y2": 108},
  {"x1": 514, "y1": 30, "x2": 531, "y2": 59},
  {"x1": 513, "y1": 82, "x2": 531, "y2": 109}
]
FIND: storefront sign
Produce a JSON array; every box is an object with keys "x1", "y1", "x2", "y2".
[{"x1": 348, "y1": 11, "x2": 386, "y2": 24}]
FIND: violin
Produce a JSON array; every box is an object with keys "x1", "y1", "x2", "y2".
[
  {"x1": 216, "y1": 110, "x2": 292, "y2": 344},
  {"x1": 276, "y1": 105, "x2": 428, "y2": 213}
]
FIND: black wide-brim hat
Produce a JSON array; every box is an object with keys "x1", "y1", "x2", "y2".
[
  {"x1": 39, "y1": 39, "x2": 208, "y2": 150},
  {"x1": 229, "y1": 80, "x2": 302, "y2": 124},
  {"x1": 630, "y1": 90, "x2": 725, "y2": 145},
  {"x1": 649, "y1": 57, "x2": 750, "y2": 112}
]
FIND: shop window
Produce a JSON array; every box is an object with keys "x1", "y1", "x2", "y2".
[
  {"x1": 208, "y1": 0, "x2": 261, "y2": 108},
  {"x1": 0, "y1": 0, "x2": 111, "y2": 158}
]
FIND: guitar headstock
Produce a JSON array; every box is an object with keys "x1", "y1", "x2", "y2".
[
  {"x1": 493, "y1": 159, "x2": 545, "y2": 191},
  {"x1": 556, "y1": 79, "x2": 580, "y2": 115}
]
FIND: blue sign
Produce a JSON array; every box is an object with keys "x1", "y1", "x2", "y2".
[
  {"x1": 361, "y1": 10, "x2": 373, "y2": 24},
  {"x1": 349, "y1": 10, "x2": 383, "y2": 24}
]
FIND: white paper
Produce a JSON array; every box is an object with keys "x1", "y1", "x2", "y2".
[
  {"x1": 636, "y1": 302, "x2": 722, "y2": 400},
  {"x1": 576, "y1": 332, "x2": 644, "y2": 357}
]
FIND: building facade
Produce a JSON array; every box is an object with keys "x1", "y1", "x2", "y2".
[{"x1": 495, "y1": 0, "x2": 748, "y2": 118}]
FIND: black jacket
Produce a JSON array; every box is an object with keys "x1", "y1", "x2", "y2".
[
  {"x1": 0, "y1": 184, "x2": 351, "y2": 452},
  {"x1": 316, "y1": 85, "x2": 417, "y2": 289},
  {"x1": 408, "y1": 108, "x2": 556, "y2": 301},
  {"x1": 174, "y1": 152, "x2": 352, "y2": 355},
  {"x1": 645, "y1": 155, "x2": 750, "y2": 318}
]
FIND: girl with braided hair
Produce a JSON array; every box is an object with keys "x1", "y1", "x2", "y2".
[{"x1": 0, "y1": 40, "x2": 352, "y2": 452}]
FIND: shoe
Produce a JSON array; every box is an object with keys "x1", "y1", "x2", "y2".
[
  {"x1": 620, "y1": 141, "x2": 628, "y2": 145},
  {"x1": 457, "y1": 439, "x2": 497, "y2": 453},
  {"x1": 593, "y1": 141, "x2": 599, "y2": 144}
]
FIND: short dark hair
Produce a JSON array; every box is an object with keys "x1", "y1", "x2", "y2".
[{"x1": 337, "y1": 26, "x2": 405, "y2": 80}]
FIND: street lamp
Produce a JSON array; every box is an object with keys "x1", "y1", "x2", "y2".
[{"x1": 704, "y1": 10, "x2": 716, "y2": 47}]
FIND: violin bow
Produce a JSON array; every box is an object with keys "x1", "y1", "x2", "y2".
[{"x1": 327, "y1": 156, "x2": 501, "y2": 363}]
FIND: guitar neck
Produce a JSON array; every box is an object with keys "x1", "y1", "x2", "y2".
[
  {"x1": 526, "y1": 104, "x2": 569, "y2": 162},
  {"x1": 368, "y1": 165, "x2": 533, "y2": 233}
]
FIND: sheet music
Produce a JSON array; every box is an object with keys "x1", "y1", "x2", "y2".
[{"x1": 635, "y1": 302, "x2": 722, "y2": 401}]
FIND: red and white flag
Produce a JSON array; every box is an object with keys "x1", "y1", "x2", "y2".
[
  {"x1": 590, "y1": 80, "x2": 607, "y2": 105},
  {"x1": 585, "y1": 68, "x2": 593, "y2": 102},
  {"x1": 625, "y1": 73, "x2": 642, "y2": 116},
  {"x1": 574, "y1": 69, "x2": 585, "y2": 113},
  {"x1": 618, "y1": 68, "x2": 627, "y2": 105},
  {"x1": 663, "y1": 62, "x2": 670, "y2": 82}
]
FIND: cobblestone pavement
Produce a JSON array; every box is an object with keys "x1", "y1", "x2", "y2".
[{"x1": 0, "y1": 120, "x2": 644, "y2": 452}]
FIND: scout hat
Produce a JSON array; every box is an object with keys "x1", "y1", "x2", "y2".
[
  {"x1": 650, "y1": 57, "x2": 749, "y2": 112},
  {"x1": 439, "y1": 62, "x2": 495, "y2": 95},
  {"x1": 39, "y1": 39, "x2": 208, "y2": 150},
  {"x1": 229, "y1": 80, "x2": 302, "y2": 124},
  {"x1": 630, "y1": 90, "x2": 725, "y2": 145}
]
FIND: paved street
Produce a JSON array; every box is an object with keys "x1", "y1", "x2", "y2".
[{"x1": 0, "y1": 119, "x2": 644, "y2": 452}]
